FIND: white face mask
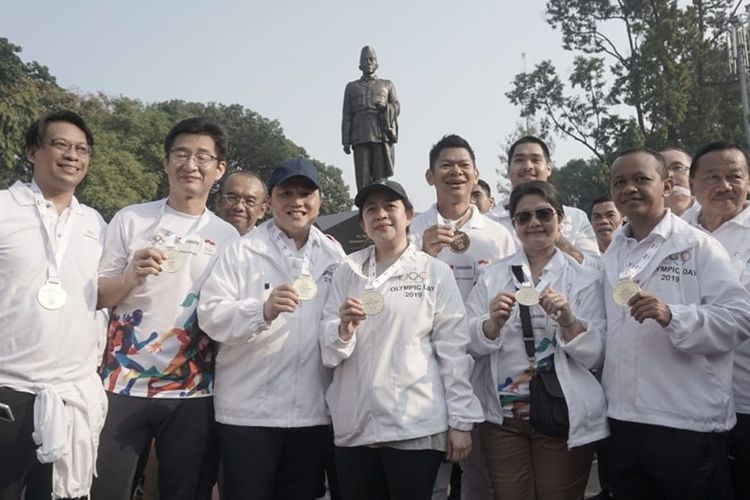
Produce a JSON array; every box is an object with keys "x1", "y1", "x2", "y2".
[{"x1": 671, "y1": 185, "x2": 692, "y2": 198}]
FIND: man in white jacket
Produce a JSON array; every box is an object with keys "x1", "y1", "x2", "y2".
[
  {"x1": 0, "y1": 111, "x2": 107, "y2": 499},
  {"x1": 603, "y1": 147, "x2": 750, "y2": 500},
  {"x1": 682, "y1": 141, "x2": 750, "y2": 499},
  {"x1": 488, "y1": 135, "x2": 600, "y2": 268},
  {"x1": 198, "y1": 158, "x2": 347, "y2": 500}
]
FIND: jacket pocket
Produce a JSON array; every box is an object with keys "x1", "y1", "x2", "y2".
[{"x1": 392, "y1": 344, "x2": 437, "y2": 423}]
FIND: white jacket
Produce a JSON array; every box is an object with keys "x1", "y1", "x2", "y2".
[
  {"x1": 602, "y1": 212, "x2": 750, "y2": 432},
  {"x1": 465, "y1": 250, "x2": 609, "y2": 448},
  {"x1": 197, "y1": 221, "x2": 346, "y2": 427},
  {"x1": 683, "y1": 204, "x2": 750, "y2": 414},
  {"x1": 320, "y1": 245, "x2": 484, "y2": 447}
]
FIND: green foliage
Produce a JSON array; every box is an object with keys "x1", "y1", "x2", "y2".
[
  {"x1": 507, "y1": 0, "x2": 745, "y2": 162},
  {"x1": 549, "y1": 158, "x2": 610, "y2": 211},
  {"x1": 0, "y1": 38, "x2": 352, "y2": 218}
]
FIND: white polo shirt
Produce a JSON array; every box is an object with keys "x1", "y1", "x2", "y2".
[
  {"x1": 410, "y1": 204, "x2": 516, "y2": 300},
  {"x1": 683, "y1": 203, "x2": 750, "y2": 414},
  {"x1": 98, "y1": 199, "x2": 237, "y2": 399},
  {"x1": 0, "y1": 181, "x2": 106, "y2": 387},
  {"x1": 489, "y1": 202, "x2": 601, "y2": 268}
]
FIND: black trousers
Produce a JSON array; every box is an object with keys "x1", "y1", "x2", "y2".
[
  {"x1": 335, "y1": 445, "x2": 443, "y2": 500},
  {"x1": 608, "y1": 418, "x2": 733, "y2": 500},
  {"x1": 90, "y1": 392, "x2": 214, "y2": 500},
  {"x1": 0, "y1": 387, "x2": 83, "y2": 500},
  {"x1": 217, "y1": 423, "x2": 332, "y2": 500},
  {"x1": 730, "y1": 413, "x2": 750, "y2": 500}
]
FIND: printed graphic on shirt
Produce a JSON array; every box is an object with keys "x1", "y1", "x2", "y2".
[
  {"x1": 100, "y1": 292, "x2": 214, "y2": 398},
  {"x1": 498, "y1": 336, "x2": 555, "y2": 419},
  {"x1": 654, "y1": 250, "x2": 696, "y2": 284}
]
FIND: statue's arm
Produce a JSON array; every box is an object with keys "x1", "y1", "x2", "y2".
[{"x1": 342, "y1": 83, "x2": 353, "y2": 146}]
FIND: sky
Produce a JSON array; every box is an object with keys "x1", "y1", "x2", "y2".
[{"x1": 3, "y1": 0, "x2": 607, "y2": 210}]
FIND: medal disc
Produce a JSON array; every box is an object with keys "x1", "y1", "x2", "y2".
[
  {"x1": 360, "y1": 289, "x2": 385, "y2": 315},
  {"x1": 162, "y1": 249, "x2": 185, "y2": 273},
  {"x1": 449, "y1": 230, "x2": 471, "y2": 254},
  {"x1": 293, "y1": 275, "x2": 318, "y2": 301},
  {"x1": 37, "y1": 281, "x2": 67, "y2": 310},
  {"x1": 515, "y1": 286, "x2": 540, "y2": 306},
  {"x1": 613, "y1": 278, "x2": 641, "y2": 306}
]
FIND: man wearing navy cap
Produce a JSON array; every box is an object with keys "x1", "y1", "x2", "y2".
[{"x1": 199, "y1": 158, "x2": 348, "y2": 499}]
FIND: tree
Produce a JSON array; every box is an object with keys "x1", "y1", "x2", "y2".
[
  {"x1": 549, "y1": 158, "x2": 609, "y2": 211},
  {"x1": 0, "y1": 38, "x2": 353, "y2": 217},
  {"x1": 507, "y1": 0, "x2": 745, "y2": 161}
]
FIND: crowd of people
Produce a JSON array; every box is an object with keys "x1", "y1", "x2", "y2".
[{"x1": 1, "y1": 110, "x2": 750, "y2": 500}]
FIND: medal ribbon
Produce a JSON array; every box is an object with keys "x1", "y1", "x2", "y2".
[
  {"x1": 153, "y1": 199, "x2": 208, "y2": 250},
  {"x1": 270, "y1": 223, "x2": 316, "y2": 278},
  {"x1": 619, "y1": 239, "x2": 662, "y2": 282},
  {"x1": 512, "y1": 262, "x2": 555, "y2": 295},
  {"x1": 366, "y1": 243, "x2": 416, "y2": 291},
  {"x1": 31, "y1": 190, "x2": 75, "y2": 284},
  {"x1": 436, "y1": 204, "x2": 472, "y2": 231}
]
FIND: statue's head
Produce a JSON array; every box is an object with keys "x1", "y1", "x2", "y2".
[{"x1": 359, "y1": 46, "x2": 378, "y2": 75}]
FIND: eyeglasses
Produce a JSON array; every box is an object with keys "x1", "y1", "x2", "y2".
[
  {"x1": 220, "y1": 193, "x2": 260, "y2": 208},
  {"x1": 168, "y1": 150, "x2": 218, "y2": 167},
  {"x1": 668, "y1": 164, "x2": 689, "y2": 173},
  {"x1": 47, "y1": 139, "x2": 91, "y2": 157},
  {"x1": 512, "y1": 207, "x2": 557, "y2": 225}
]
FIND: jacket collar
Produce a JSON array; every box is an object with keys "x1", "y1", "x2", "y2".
[{"x1": 9, "y1": 180, "x2": 80, "y2": 212}]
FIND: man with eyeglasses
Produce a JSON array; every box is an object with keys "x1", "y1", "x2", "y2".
[
  {"x1": 682, "y1": 142, "x2": 750, "y2": 498},
  {"x1": 0, "y1": 110, "x2": 107, "y2": 499},
  {"x1": 488, "y1": 136, "x2": 600, "y2": 267},
  {"x1": 661, "y1": 147, "x2": 697, "y2": 216},
  {"x1": 410, "y1": 134, "x2": 515, "y2": 500},
  {"x1": 91, "y1": 117, "x2": 238, "y2": 500},
  {"x1": 215, "y1": 171, "x2": 268, "y2": 236}
]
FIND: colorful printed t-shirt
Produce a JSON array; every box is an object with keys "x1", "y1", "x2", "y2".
[{"x1": 98, "y1": 199, "x2": 237, "y2": 398}]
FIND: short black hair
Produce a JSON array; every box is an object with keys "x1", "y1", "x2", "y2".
[
  {"x1": 164, "y1": 117, "x2": 227, "y2": 161},
  {"x1": 690, "y1": 142, "x2": 750, "y2": 179},
  {"x1": 589, "y1": 195, "x2": 614, "y2": 216},
  {"x1": 476, "y1": 179, "x2": 492, "y2": 197},
  {"x1": 507, "y1": 135, "x2": 551, "y2": 163},
  {"x1": 508, "y1": 180, "x2": 565, "y2": 219},
  {"x1": 429, "y1": 134, "x2": 476, "y2": 170},
  {"x1": 24, "y1": 110, "x2": 94, "y2": 152},
  {"x1": 611, "y1": 147, "x2": 668, "y2": 179}
]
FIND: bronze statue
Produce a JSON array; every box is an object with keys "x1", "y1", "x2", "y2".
[{"x1": 342, "y1": 46, "x2": 400, "y2": 189}]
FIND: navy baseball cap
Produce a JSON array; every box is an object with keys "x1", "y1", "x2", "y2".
[
  {"x1": 354, "y1": 179, "x2": 410, "y2": 208},
  {"x1": 267, "y1": 158, "x2": 320, "y2": 192}
]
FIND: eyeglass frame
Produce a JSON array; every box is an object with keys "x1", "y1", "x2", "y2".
[
  {"x1": 219, "y1": 193, "x2": 263, "y2": 208},
  {"x1": 47, "y1": 139, "x2": 92, "y2": 157},
  {"x1": 168, "y1": 148, "x2": 219, "y2": 167},
  {"x1": 511, "y1": 207, "x2": 558, "y2": 226}
]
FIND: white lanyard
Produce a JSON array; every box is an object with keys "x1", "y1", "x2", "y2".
[
  {"x1": 153, "y1": 199, "x2": 207, "y2": 247},
  {"x1": 436, "y1": 205, "x2": 472, "y2": 231},
  {"x1": 271, "y1": 224, "x2": 315, "y2": 277},
  {"x1": 366, "y1": 243, "x2": 416, "y2": 290},
  {"x1": 619, "y1": 238, "x2": 662, "y2": 281},
  {"x1": 34, "y1": 200, "x2": 75, "y2": 283}
]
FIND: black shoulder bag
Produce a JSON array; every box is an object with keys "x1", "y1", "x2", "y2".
[{"x1": 511, "y1": 265, "x2": 570, "y2": 439}]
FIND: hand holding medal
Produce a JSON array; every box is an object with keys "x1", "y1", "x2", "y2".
[
  {"x1": 625, "y1": 290, "x2": 672, "y2": 327},
  {"x1": 262, "y1": 283, "x2": 300, "y2": 322},
  {"x1": 483, "y1": 292, "x2": 517, "y2": 340},
  {"x1": 126, "y1": 248, "x2": 167, "y2": 285},
  {"x1": 338, "y1": 296, "x2": 367, "y2": 341},
  {"x1": 421, "y1": 224, "x2": 456, "y2": 257}
]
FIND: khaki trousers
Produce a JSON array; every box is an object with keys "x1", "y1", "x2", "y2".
[{"x1": 479, "y1": 419, "x2": 593, "y2": 500}]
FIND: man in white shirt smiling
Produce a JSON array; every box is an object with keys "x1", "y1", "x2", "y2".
[{"x1": 0, "y1": 111, "x2": 108, "y2": 499}]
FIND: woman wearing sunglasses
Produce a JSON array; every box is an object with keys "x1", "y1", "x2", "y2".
[{"x1": 465, "y1": 180, "x2": 608, "y2": 500}]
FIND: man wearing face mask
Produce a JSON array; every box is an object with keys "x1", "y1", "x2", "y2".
[
  {"x1": 342, "y1": 45, "x2": 400, "y2": 189},
  {"x1": 661, "y1": 147, "x2": 697, "y2": 217}
]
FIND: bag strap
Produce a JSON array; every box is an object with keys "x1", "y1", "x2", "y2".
[{"x1": 511, "y1": 265, "x2": 536, "y2": 366}]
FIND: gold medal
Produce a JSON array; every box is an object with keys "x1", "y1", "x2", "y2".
[
  {"x1": 449, "y1": 230, "x2": 471, "y2": 253},
  {"x1": 515, "y1": 285, "x2": 540, "y2": 306},
  {"x1": 613, "y1": 278, "x2": 641, "y2": 306},
  {"x1": 37, "y1": 281, "x2": 67, "y2": 310},
  {"x1": 360, "y1": 289, "x2": 385, "y2": 315},
  {"x1": 293, "y1": 275, "x2": 318, "y2": 301},
  {"x1": 161, "y1": 248, "x2": 185, "y2": 273}
]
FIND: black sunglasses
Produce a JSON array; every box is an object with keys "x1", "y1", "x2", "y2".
[{"x1": 512, "y1": 207, "x2": 557, "y2": 225}]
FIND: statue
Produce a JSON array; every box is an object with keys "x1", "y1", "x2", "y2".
[{"x1": 342, "y1": 46, "x2": 400, "y2": 190}]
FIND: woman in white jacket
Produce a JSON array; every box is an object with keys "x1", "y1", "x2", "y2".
[
  {"x1": 465, "y1": 180, "x2": 608, "y2": 500},
  {"x1": 320, "y1": 180, "x2": 484, "y2": 500}
]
